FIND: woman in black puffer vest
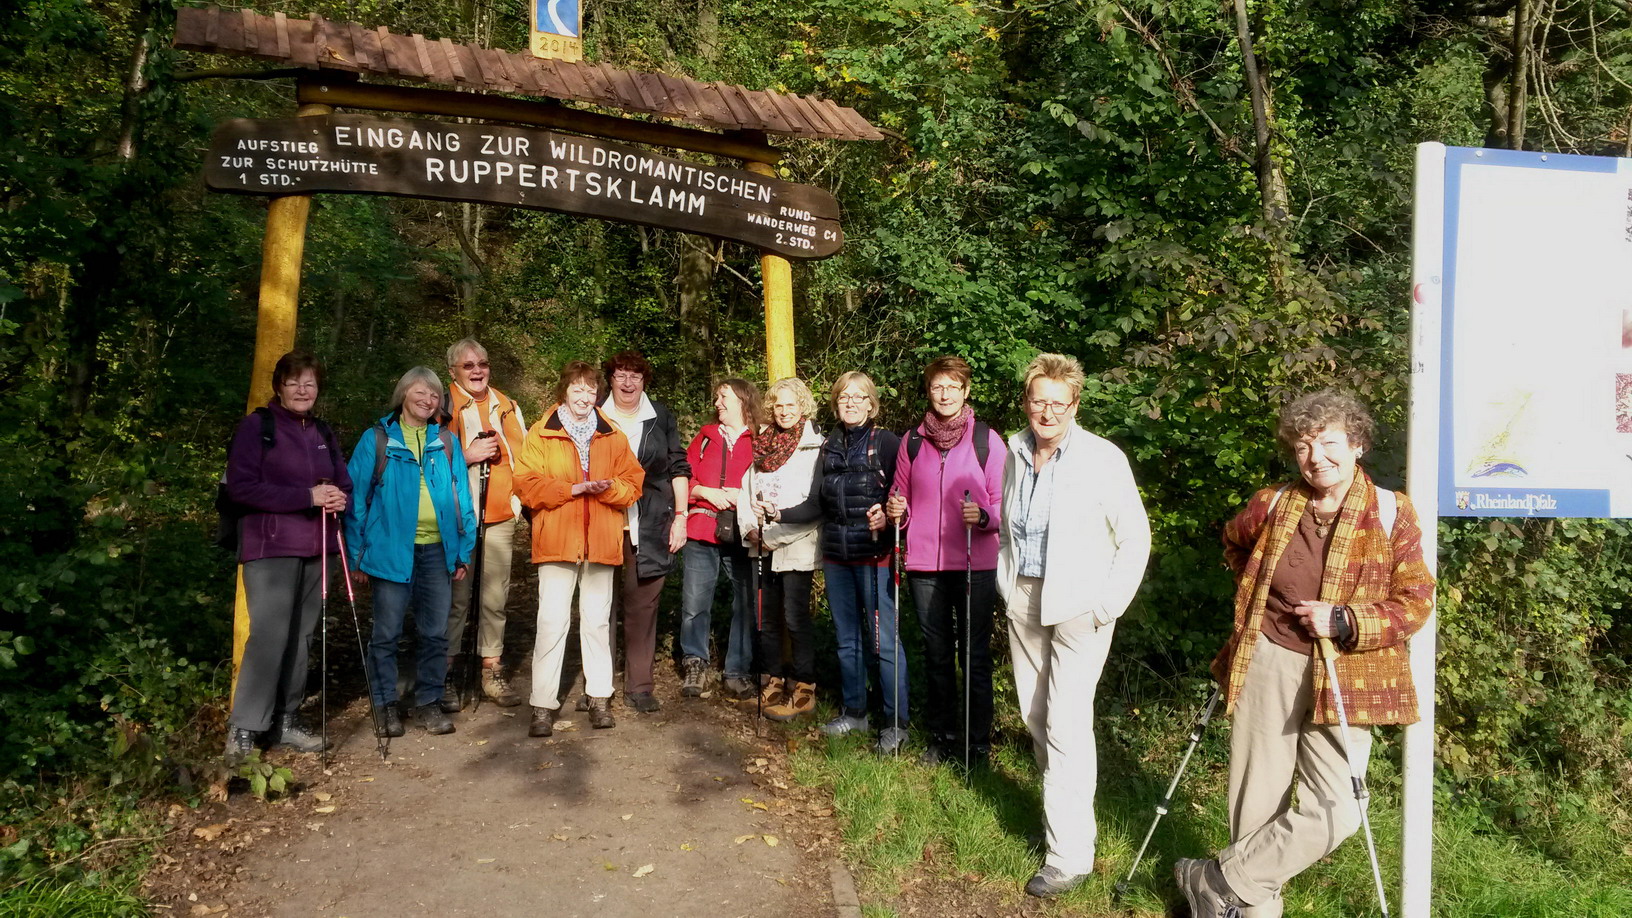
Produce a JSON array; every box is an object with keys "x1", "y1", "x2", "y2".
[{"x1": 817, "y1": 371, "x2": 909, "y2": 755}]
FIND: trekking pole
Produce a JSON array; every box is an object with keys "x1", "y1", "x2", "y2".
[
  {"x1": 890, "y1": 490, "x2": 902, "y2": 755},
  {"x1": 317, "y1": 481, "x2": 332, "y2": 761},
  {"x1": 1113, "y1": 687, "x2": 1221, "y2": 903},
  {"x1": 333, "y1": 526, "x2": 390, "y2": 761},
  {"x1": 962, "y1": 489, "x2": 973, "y2": 772},
  {"x1": 463, "y1": 453, "x2": 491, "y2": 712},
  {"x1": 1319, "y1": 637, "x2": 1390, "y2": 918},
  {"x1": 751, "y1": 491, "x2": 766, "y2": 734}
]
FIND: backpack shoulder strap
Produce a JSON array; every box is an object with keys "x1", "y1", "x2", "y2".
[
  {"x1": 972, "y1": 420, "x2": 991, "y2": 470},
  {"x1": 367, "y1": 424, "x2": 389, "y2": 514},
  {"x1": 905, "y1": 427, "x2": 922, "y2": 463},
  {"x1": 314, "y1": 418, "x2": 342, "y2": 480},
  {"x1": 1376, "y1": 486, "x2": 1398, "y2": 536},
  {"x1": 436, "y1": 426, "x2": 466, "y2": 537},
  {"x1": 255, "y1": 407, "x2": 275, "y2": 450}
]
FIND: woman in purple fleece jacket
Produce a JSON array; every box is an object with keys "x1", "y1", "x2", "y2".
[
  {"x1": 223, "y1": 351, "x2": 353, "y2": 762},
  {"x1": 885, "y1": 356, "x2": 1005, "y2": 767}
]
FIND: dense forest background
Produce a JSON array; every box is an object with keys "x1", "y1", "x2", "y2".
[{"x1": 3, "y1": 0, "x2": 1631, "y2": 907}]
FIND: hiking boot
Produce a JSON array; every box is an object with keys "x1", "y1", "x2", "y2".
[
  {"x1": 722, "y1": 675, "x2": 755, "y2": 700},
  {"x1": 440, "y1": 668, "x2": 464, "y2": 713},
  {"x1": 680, "y1": 656, "x2": 706, "y2": 697},
  {"x1": 820, "y1": 711, "x2": 869, "y2": 736},
  {"x1": 626, "y1": 691, "x2": 661, "y2": 714},
  {"x1": 269, "y1": 712, "x2": 327, "y2": 754},
  {"x1": 764, "y1": 681, "x2": 816, "y2": 722},
  {"x1": 587, "y1": 696, "x2": 616, "y2": 729},
  {"x1": 224, "y1": 727, "x2": 258, "y2": 765},
  {"x1": 373, "y1": 706, "x2": 405, "y2": 738},
  {"x1": 1025, "y1": 865, "x2": 1088, "y2": 899},
  {"x1": 756, "y1": 676, "x2": 786, "y2": 710},
  {"x1": 529, "y1": 706, "x2": 556, "y2": 738},
  {"x1": 575, "y1": 694, "x2": 591, "y2": 712},
  {"x1": 1174, "y1": 858, "x2": 1246, "y2": 918},
  {"x1": 874, "y1": 725, "x2": 910, "y2": 756},
  {"x1": 411, "y1": 702, "x2": 456, "y2": 735},
  {"x1": 481, "y1": 666, "x2": 522, "y2": 707}
]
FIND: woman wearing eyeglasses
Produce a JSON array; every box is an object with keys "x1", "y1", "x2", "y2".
[
  {"x1": 884, "y1": 356, "x2": 1006, "y2": 767},
  {"x1": 816, "y1": 372, "x2": 907, "y2": 753},
  {"x1": 998, "y1": 353, "x2": 1151, "y2": 899}
]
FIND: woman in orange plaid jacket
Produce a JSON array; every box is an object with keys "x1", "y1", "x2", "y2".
[{"x1": 1175, "y1": 390, "x2": 1434, "y2": 918}]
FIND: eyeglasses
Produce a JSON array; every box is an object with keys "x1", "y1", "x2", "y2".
[
  {"x1": 929, "y1": 384, "x2": 964, "y2": 395},
  {"x1": 1027, "y1": 398, "x2": 1074, "y2": 416},
  {"x1": 458, "y1": 360, "x2": 489, "y2": 371},
  {"x1": 836, "y1": 394, "x2": 870, "y2": 405},
  {"x1": 280, "y1": 380, "x2": 318, "y2": 392},
  {"x1": 612, "y1": 371, "x2": 644, "y2": 383}
]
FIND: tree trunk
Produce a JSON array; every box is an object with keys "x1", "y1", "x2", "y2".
[
  {"x1": 1508, "y1": 0, "x2": 1533, "y2": 150},
  {"x1": 677, "y1": 237, "x2": 718, "y2": 381},
  {"x1": 1230, "y1": 0, "x2": 1290, "y2": 227}
]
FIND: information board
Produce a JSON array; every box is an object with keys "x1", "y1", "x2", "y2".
[
  {"x1": 1435, "y1": 146, "x2": 1632, "y2": 516},
  {"x1": 205, "y1": 115, "x2": 844, "y2": 260}
]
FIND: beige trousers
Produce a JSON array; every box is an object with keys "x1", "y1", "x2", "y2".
[
  {"x1": 447, "y1": 518, "x2": 517, "y2": 659},
  {"x1": 1007, "y1": 576, "x2": 1116, "y2": 876},
  {"x1": 1219, "y1": 636, "x2": 1373, "y2": 905},
  {"x1": 529, "y1": 561, "x2": 615, "y2": 709}
]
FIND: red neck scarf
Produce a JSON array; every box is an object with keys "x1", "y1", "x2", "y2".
[
  {"x1": 754, "y1": 421, "x2": 802, "y2": 472},
  {"x1": 921, "y1": 406, "x2": 973, "y2": 453}
]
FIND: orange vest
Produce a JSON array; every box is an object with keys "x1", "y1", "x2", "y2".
[
  {"x1": 447, "y1": 384, "x2": 527, "y2": 524},
  {"x1": 513, "y1": 407, "x2": 644, "y2": 566}
]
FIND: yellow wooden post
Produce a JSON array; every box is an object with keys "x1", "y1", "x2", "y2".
[
  {"x1": 232, "y1": 100, "x2": 333, "y2": 699},
  {"x1": 743, "y1": 158, "x2": 795, "y2": 379}
]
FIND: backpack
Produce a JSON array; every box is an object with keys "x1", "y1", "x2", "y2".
[
  {"x1": 364, "y1": 421, "x2": 466, "y2": 537},
  {"x1": 904, "y1": 420, "x2": 993, "y2": 470},
  {"x1": 215, "y1": 408, "x2": 340, "y2": 551}
]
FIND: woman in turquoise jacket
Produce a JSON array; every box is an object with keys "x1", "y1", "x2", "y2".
[{"x1": 344, "y1": 367, "x2": 477, "y2": 739}]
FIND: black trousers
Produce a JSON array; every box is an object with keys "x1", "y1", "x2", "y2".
[
  {"x1": 755, "y1": 566, "x2": 816, "y2": 685},
  {"x1": 909, "y1": 568, "x2": 996, "y2": 750}
]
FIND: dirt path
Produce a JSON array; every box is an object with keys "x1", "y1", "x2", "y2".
[{"x1": 144, "y1": 544, "x2": 847, "y2": 918}]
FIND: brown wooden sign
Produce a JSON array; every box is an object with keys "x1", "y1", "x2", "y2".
[{"x1": 205, "y1": 115, "x2": 843, "y2": 259}]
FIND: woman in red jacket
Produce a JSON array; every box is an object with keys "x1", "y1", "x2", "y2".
[{"x1": 677, "y1": 379, "x2": 759, "y2": 699}]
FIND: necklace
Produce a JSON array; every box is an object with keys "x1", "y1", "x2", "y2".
[{"x1": 1311, "y1": 506, "x2": 1340, "y2": 539}]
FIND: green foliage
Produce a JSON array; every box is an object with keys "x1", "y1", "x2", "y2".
[{"x1": 234, "y1": 752, "x2": 295, "y2": 802}]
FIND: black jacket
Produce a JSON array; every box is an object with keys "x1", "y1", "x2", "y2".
[
  {"x1": 629, "y1": 399, "x2": 693, "y2": 578},
  {"x1": 818, "y1": 422, "x2": 899, "y2": 562}
]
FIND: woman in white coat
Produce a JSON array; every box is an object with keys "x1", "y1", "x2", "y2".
[{"x1": 998, "y1": 353, "x2": 1151, "y2": 898}]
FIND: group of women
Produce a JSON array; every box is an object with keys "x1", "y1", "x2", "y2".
[{"x1": 222, "y1": 346, "x2": 1432, "y2": 906}]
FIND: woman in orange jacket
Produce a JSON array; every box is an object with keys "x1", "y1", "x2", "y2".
[{"x1": 514, "y1": 361, "x2": 644, "y2": 737}]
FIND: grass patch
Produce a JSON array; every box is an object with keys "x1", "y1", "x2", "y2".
[
  {"x1": 792, "y1": 699, "x2": 1632, "y2": 917},
  {"x1": 0, "y1": 877, "x2": 148, "y2": 917}
]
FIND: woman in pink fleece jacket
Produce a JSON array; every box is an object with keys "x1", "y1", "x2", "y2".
[{"x1": 885, "y1": 356, "x2": 1005, "y2": 767}]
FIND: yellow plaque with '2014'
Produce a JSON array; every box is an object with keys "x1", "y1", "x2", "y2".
[{"x1": 531, "y1": 0, "x2": 583, "y2": 62}]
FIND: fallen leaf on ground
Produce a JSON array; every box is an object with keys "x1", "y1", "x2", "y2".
[
  {"x1": 313, "y1": 792, "x2": 332, "y2": 802},
  {"x1": 602, "y1": 861, "x2": 617, "y2": 871},
  {"x1": 734, "y1": 834, "x2": 756, "y2": 845},
  {"x1": 476, "y1": 858, "x2": 495, "y2": 864},
  {"x1": 313, "y1": 806, "x2": 336, "y2": 814},
  {"x1": 475, "y1": 740, "x2": 489, "y2": 746},
  {"x1": 621, "y1": 813, "x2": 632, "y2": 820},
  {"x1": 680, "y1": 843, "x2": 694, "y2": 851},
  {"x1": 355, "y1": 777, "x2": 375, "y2": 782},
  {"x1": 763, "y1": 835, "x2": 779, "y2": 847},
  {"x1": 192, "y1": 824, "x2": 228, "y2": 841},
  {"x1": 632, "y1": 864, "x2": 654, "y2": 878},
  {"x1": 551, "y1": 834, "x2": 569, "y2": 841}
]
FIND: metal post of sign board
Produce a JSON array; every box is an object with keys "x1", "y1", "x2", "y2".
[
  {"x1": 231, "y1": 97, "x2": 334, "y2": 697},
  {"x1": 744, "y1": 155, "x2": 796, "y2": 379},
  {"x1": 1403, "y1": 140, "x2": 1447, "y2": 918}
]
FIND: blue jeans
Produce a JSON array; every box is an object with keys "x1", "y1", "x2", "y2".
[
  {"x1": 368, "y1": 542, "x2": 452, "y2": 708},
  {"x1": 823, "y1": 559, "x2": 908, "y2": 726},
  {"x1": 679, "y1": 539, "x2": 753, "y2": 677}
]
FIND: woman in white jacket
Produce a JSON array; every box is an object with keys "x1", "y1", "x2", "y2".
[
  {"x1": 738, "y1": 377, "x2": 826, "y2": 722},
  {"x1": 998, "y1": 353, "x2": 1151, "y2": 899}
]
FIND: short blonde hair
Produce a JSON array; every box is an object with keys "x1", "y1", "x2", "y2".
[
  {"x1": 446, "y1": 338, "x2": 487, "y2": 369},
  {"x1": 764, "y1": 377, "x2": 816, "y2": 426},
  {"x1": 829, "y1": 371, "x2": 880, "y2": 421},
  {"x1": 1276, "y1": 390, "x2": 1375, "y2": 453},
  {"x1": 1021, "y1": 353, "x2": 1085, "y2": 402}
]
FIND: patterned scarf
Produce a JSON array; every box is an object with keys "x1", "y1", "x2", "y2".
[
  {"x1": 556, "y1": 405, "x2": 597, "y2": 473},
  {"x1": 921, "y1": 406, "x2": 973, "y2": 453},
  {"x1": 754, "y1": 421, "x2": 802, "y2": 473}
]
